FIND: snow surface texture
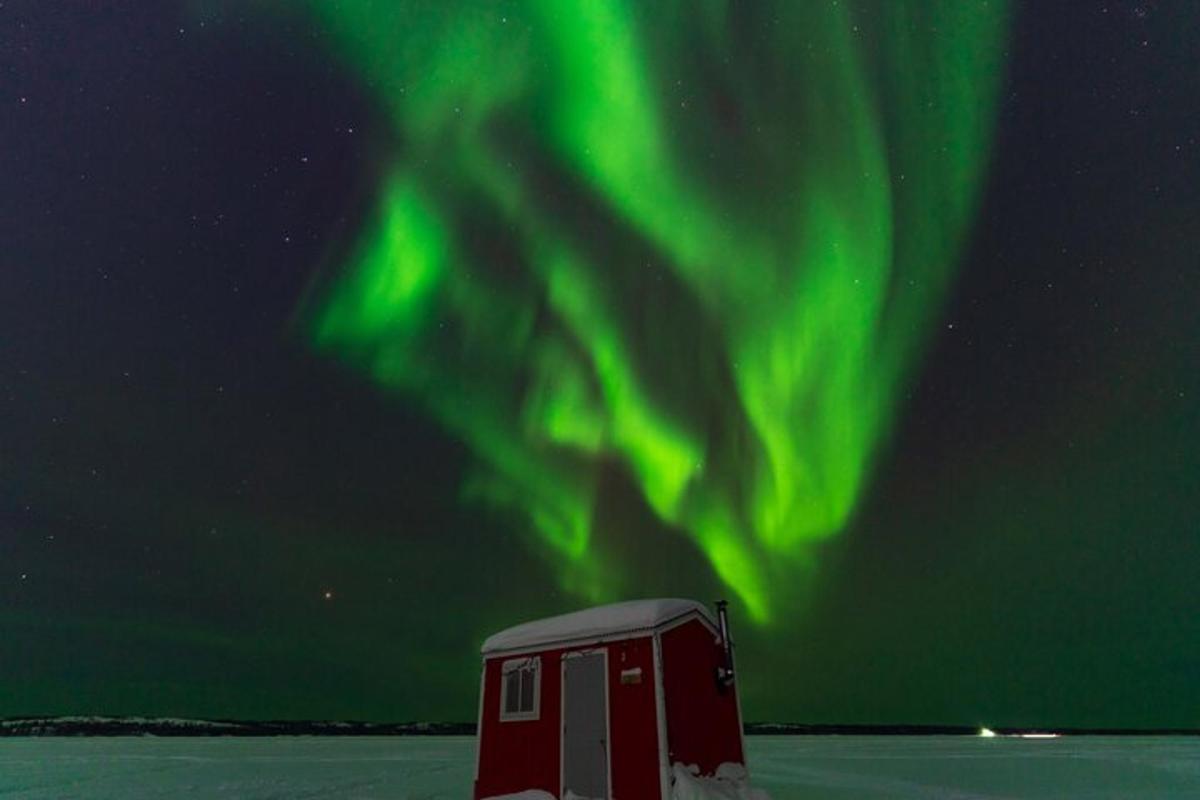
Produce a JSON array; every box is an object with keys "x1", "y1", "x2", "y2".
[
  {"x1": 672, "y1": 762, "x2": 770, "y2": 800},
  {"x1": 482, "y1": 598, "x2": 712, "y2": 654},
  {"x1": 1, "y1": 736, "x2": 1199, "y2": 799}
]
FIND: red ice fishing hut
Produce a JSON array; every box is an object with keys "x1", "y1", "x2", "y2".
[{"x1": 473, "y1": 598, "x2": 747, "y2": 800}]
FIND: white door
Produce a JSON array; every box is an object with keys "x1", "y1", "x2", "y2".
[{"x1": 561, "y1": 651, "x2": 609, "y2": 799}]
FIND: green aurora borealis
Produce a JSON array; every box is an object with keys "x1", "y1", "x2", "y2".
[{"x1": 304, "y1": 1, "x2": 1009, "y2": 622}]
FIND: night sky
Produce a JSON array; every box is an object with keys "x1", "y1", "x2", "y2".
[{"x1": 2, "y1": 1, "x2": 1197, "y2": 728}]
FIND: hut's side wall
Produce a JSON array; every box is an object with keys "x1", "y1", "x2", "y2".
[
  {"x1": 660, "y1": 618, "x2": 745, "y2": 774},
  {"x1": 605, "y1": 635, "x2": 661, "y2": 799},
  {"x1": 475, "y1": 650, "x2": 562, "y2": 799}
]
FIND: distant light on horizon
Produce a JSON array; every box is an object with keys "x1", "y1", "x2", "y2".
[{"x1": 979, "y1": 727, "x2": 1062, "y2": 739}]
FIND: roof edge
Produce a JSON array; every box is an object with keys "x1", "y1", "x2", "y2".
[{"x1": 480, "y1": 598, "x2": 715, "y2": 655}]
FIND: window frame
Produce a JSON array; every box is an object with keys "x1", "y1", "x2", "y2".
[{"x1": 499, "y1": 655, "x2": 541, "y2": 722}]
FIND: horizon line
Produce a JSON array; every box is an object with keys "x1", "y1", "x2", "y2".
[{"x1": 2, "y1": 716, "x2": 1198, "y2": 737}]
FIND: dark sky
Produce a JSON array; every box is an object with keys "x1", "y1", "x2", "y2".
[{"x1": 1, "y1": 1, "x2": 1197, "y2": 727}]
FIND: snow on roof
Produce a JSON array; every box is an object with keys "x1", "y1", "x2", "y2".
[{"x1": 482, "y1": 598, "x2": 713, "y2": 654}]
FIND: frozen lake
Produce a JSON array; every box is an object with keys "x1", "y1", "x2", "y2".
[{"x1": 1, "y1": 735, "x2": 1197, "y2": 799}]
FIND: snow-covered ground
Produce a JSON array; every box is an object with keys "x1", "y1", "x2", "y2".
[{"x1": 0, "y1": 735, "x2": 1197, "y2": 799}]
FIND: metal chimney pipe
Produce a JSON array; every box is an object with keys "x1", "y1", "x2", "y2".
[{"x1": 715, "y1": 599, "x2": 736, "y2": 688}]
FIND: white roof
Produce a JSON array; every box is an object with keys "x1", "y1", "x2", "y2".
[{"x1": 481, "y1": 598, "x2": 713, "y2": 654}]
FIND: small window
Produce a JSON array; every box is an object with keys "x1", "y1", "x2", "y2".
[{"x1": 500, "y1": 656, "x2": 540, "y2": 721}]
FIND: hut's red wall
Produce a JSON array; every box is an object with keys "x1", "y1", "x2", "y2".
[
  {"x1": 660, "y1": 619, "x2": 745, "y2": 774},
  {"x1": 474, "y1": 650, "x2": 562, "y2": 799},
  {"x1": 475, "y1": 637, "x2": 663, "y2": 800},
  {"x1": 605, "y1": 636, "x2": 661, "y2": 800}
]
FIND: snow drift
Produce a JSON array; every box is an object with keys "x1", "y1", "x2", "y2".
[{"x1": 671, "y1": 763, "x2": 771, "y2": 800}]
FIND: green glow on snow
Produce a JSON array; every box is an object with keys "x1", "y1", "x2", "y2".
[{"x1": 299, "y1": 1, "x2": 1009, "y2": 623}]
